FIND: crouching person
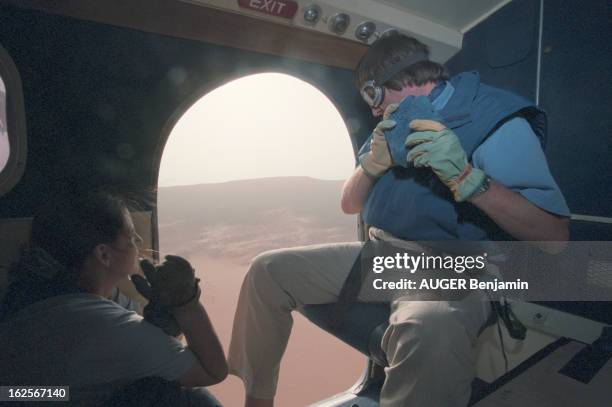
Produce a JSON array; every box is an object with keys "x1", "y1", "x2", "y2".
[{"x1": 0, "y1": 191, "x2": 227, "y2": 406}]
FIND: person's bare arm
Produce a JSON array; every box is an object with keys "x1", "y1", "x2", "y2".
[
  {"x1": 407, "y1": 119, "x2": 569, "y2": 251},
  {"x1": 340, "y1": 167, "x2": 375, "y2": 214},
  {"x1": 469, "y1": 180, "x2": 569, "y2": 252},
  {"x1": 132, "y1": 256, "x2": 228, "y2": 386},
  {"x1": 174, "y1": 299, "x2": 228, "y2": 386}
]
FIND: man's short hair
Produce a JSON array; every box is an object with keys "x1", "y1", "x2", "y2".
[{"x1": 354, "y1": 33, "x2": 450, "y2": 90}]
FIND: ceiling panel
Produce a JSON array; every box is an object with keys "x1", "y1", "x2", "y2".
[{"x1": 367, "y1": 0, "x2": 509, "y2": 31}]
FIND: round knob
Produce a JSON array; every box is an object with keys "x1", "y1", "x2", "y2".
[
  {"x1": 355, "y1": 21, "x2": 376, "y2": 42},
  {"x1": 303, "y1": 5, "x2": 321, "y2": 25},
  {"x1": 329, "y1": 13, "x2": 350, "y2": 35}
]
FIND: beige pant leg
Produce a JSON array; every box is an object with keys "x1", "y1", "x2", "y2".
[
  {"x1": 227, "y1": 242, "x2": 362, "y2": 399},
  {"x1": 380, "y1": 290, "x2": 491, "y2": 407}
]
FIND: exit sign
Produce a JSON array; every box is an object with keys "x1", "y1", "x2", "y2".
[{"x1": 237, "y1": 0, "x2": 298, "y2": 20}]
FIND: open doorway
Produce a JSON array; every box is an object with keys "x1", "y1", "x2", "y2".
[{"x1": 158, "y1": 73, "x2": 364, "y2": 406}]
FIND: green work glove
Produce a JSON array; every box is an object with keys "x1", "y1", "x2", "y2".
[
  {"x1": 405, "y1": 119, "x2": 487, "y2": 202},
  {"x1": 359, "y1": 104, "x2": 399, "y2": 178},
  {"x1": 131, "y1": 256, "x2": 201, "y2": 336}
]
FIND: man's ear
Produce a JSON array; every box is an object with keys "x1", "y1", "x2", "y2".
[{"x1": 93, "y1": 244, "x2": 112, "y2": 268}]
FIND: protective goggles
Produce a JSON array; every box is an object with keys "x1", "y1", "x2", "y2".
[
  {"x1": 360, "y1": 80, "x2": 385, "y2": 109},
  {"x1": 359, "y1": 51, "x2": 429, "y2": 108}
]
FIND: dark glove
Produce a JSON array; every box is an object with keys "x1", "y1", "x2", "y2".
[
  {"x1": 131, "y1": 256, "x2": 201, "y2": 336},
  {"x1": 141, "y1": 300, "x2": 182, "y2": 337},
  {"x1": 138, "y1": 255, "x2": 200, "y2": 307}
]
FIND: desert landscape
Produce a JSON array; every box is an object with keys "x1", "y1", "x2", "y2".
[{"x1": 158, "y1": 176, "x2": 365, "y2": 406}]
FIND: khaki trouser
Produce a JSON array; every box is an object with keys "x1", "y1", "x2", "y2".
[{"x1": 228, "y1": 241, "x2": 492, "y2": 407}]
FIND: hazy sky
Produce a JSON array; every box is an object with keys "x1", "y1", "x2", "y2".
[{"x1": 158, "y1": 73, "x2": 356, "y2": 186}]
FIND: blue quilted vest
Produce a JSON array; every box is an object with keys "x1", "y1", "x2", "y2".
[{"x1": 362, "y1": 71, "x2": 546, "y2": 241}]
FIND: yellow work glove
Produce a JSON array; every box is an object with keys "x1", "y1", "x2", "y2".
[
  {"x1": 406, "y1": 119, "x2": 487, "y2": 202},
  {"x1": 359, "y1": 104, "x2": 399, "y2": 178}
]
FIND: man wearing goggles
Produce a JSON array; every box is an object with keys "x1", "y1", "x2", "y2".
[
  {"x1": 359, "y1": 50, "x2": 429, "y2": 112},
  {"x1": 229, "y1": 33, "x2": 569, "y2": 407},
  {"x1": 344, "y1": 33, "x2": 569, "y2": 405}
]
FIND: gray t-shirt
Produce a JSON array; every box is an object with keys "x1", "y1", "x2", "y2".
[{"x1": 0, "y1": 293, "x2": 196, "y2": 405}]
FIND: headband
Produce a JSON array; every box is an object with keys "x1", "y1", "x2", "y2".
[{"x1": 374, "y1": 51, "x2": 429, "y2": 85}]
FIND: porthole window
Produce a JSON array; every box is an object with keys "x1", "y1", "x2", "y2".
[
  {"x1": 158, "y1": 73, "x2": 359, "y2": 405},
  {"x1": 0, "y1": 44, "x2": 26, "y2": 196}
]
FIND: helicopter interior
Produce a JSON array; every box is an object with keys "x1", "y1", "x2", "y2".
[{"x1": 0, "y1": 0, "x2": 611, "y2": 405}]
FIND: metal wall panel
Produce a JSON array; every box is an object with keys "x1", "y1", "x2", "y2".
[
  {"x1": 448, "y1": 0, "x2": 612, "y2": 239},
  {"x1": 540, "y1": 0, "x2": 612, "y2": 219},
  {"x1": 446, "y1": 0, "x2": 539, "y2": 102}
]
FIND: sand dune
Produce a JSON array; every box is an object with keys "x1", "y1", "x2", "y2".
[
  {"x1": 158, "y1": 177, "x2": 365, "y2": 406},
  {"x1": 159, "y1": 177, "x2": 358, "y2": 261}
]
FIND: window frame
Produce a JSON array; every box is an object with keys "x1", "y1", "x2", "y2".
[{"x1": 0, "y1": 43, "x2": 26, "y2": 197}]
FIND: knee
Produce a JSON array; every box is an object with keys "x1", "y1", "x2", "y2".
[
  {"x1": 245, "y1": 249, "x2": 295, "y2": 290},
  {"x1": 241, "y1": 249, "x2": 299, "y2": 310},
  {"x1": 245, "y1": 251, "x2": 277, "y2": 287},
  {"x1": 387, "y1": 303, "x2": 457, "y2": 348},
  {"x1": 383, "y1": 303, "x2": 477, "y2": 381},
  {"x1": 249, "y1": 250, "x2": 276, "y2": 273}
]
